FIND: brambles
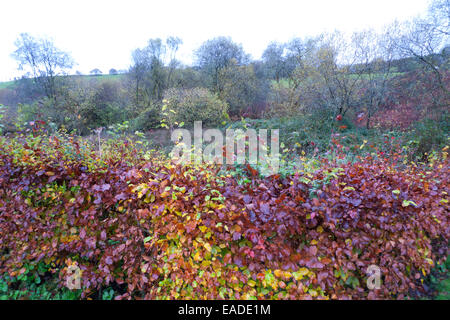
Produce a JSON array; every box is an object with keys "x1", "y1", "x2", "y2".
[{"x1": 0, "y1": 131, "x2": 448, "y2": 300}]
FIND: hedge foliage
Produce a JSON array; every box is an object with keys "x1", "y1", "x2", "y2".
[{"x1": 0, "y1": 129, "x2": 448, "y2": 299}]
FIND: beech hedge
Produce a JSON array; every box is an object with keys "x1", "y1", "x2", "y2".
[{"x1": 0, "y1": 132, "x2": 448, "y2": 299}]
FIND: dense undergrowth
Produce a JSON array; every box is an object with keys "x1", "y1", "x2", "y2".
[{"x1": 0, "y1": 124, "x2": 449, "y2": 300}]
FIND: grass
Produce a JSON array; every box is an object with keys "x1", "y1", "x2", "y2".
[
  {"x1": 0, "y1": 261, "x2": 82, "y2": 300},
  {"x1": 347, "y1": 71, "x2": 405, "y2": 80},
  {"x1": 272, "y1": 72, "x2": 407, "y2": 88},
  {"x1": 224, "y1": 114, "x2": 392, "y2": 153},
  {"x1": 430, "y1": 255, "x2": 450, "y2": 300},
  {"x1": 435, "y1": 278, "x2": 450, "y2": 300},
  {"x1": 0, "y1": 81, "x2": 15, "y2": 90},
  {"x1": 71, "y1": 73, "x2": 125, "y2": 82},
  {"x1": 0, "y1": 73, "x2": 126, "y2": 91}
]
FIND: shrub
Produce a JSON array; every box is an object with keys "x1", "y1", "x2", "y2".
[
  {"x1": 130, "y1": 104, "x2": 161, "y2": 132},
  {"x1": 14, "y1": 80, "x2": 131, "y2": 135},
  {"x1": 407, "y1": 116, "x2": 449, "y2": 160},
  {"x1": 163, "y1": 87, "x2": 229, "y2": 127},
  {"x1": 79, "y1": 102, "x2": 126, "y2": 130},
  {"x1": 79, "y1": 81, "x2": 129, "y2": 131},
  {"x1": 219, "y1": 64, "x2": 262, "y2": 117},
  {"x1": 0, "y1": 132, "x2": 448, "y2": 300},
  {"x1": 17, "y1": 102, "x2": 41, "y2": 124},
  {"x1": 266, "y1": 83, "x2": 300, "y2": 118}
]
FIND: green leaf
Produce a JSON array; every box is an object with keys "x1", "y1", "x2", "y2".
[{"x1": 402, "y1": 200, "x2": 418, "y2": 207}]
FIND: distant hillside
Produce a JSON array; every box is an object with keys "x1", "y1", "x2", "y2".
[
  {"x1": 0, "y1": 73, "x2": 127, "y2": 90},
  {"x1": 0, "y1": 81, "x2": 15, "y2": 90}
]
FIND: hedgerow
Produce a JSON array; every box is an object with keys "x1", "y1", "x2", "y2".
[{"x1": 0, "y1": 128, "x2": 448, "y2": 300}]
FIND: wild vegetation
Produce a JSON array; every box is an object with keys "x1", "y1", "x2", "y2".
[
  {"x1": 0, "y1": 0, "x2": 449, "y2": 300},
  {"x1": 0, "y1": 123, "x2": 448, "y2": 300}
]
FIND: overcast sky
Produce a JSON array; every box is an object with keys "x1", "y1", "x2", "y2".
[{"x1": 0, "y1": 0, "x2": 432, "y2": 81}]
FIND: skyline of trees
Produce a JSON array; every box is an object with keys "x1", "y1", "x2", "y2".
[
  {"x1": 6, "y1": 0, "x2": 449, "y2": 81},
  {"x1": 1, "y1": 0, "x2": 448, "y2": 134}
]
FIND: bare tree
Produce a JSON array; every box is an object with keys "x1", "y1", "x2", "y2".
[
  {"x1": 282, "y1": 37, "x2": 320, "y2": 111},
  {"x1": 306, "y1": 31, "x2": 366, "y2": 116},
  {"x1": 262, "y1": 42, "x2": 288, "y2": 83},
  {"x1": 393, "y1": 0, "x2": 449, "y2": 94},
  {"x1": 12, "y1": 33, "x2": 74, "y2": 103},
  {"x1": 428, "y1": 0, "x2": 450, "y2": 37},
  {"x1": 353, "y1": 28, "x2": 397, "y2": 128},
  {"x1": 166, "y1": 37, "x2": 183, "y2": 87},
  {"x1": 129, "y1": 47, "x2": 149, "y2": 111},
  {"x1": 128, "y1": 36, "x2": 183, "y2": 112},
  {"x1": 195, "y1": 37, "x2": 250, "y2": 94}
]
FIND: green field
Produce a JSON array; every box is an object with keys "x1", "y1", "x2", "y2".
[
  {"x1": 0, "y1": 81, "x2": 15, "y2": 90},
  {"x1": 0, "y1": 73, "x2": 125, "y2": 91}
]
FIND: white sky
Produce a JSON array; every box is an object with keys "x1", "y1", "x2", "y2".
[{"x1": 0, "y1": 0, "x2": 432, "y2": 81}]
